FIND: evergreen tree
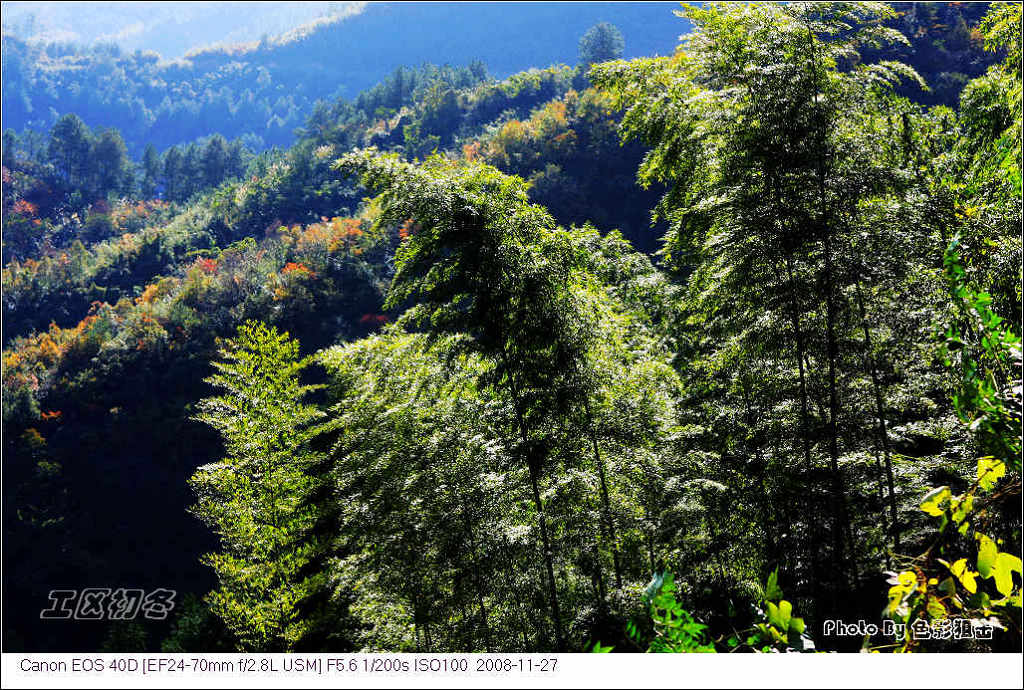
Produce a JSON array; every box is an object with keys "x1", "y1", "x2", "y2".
[
  {"x1": 47, "y1": 113, "x2": 92, "y2": 190},
  {"x1": 89, "y1": 127, "x2": 132, "y2": 198},
  {"x1": 578, "y1": 22, "x2": 625, "y2": 67},
  {"x1": 201, "y1": 134, "x2": 230, "y2": 189},
  {"x1": 141, "y1": 143, "x2": 161, "y2": 198},
  {"x1": 162, "y1": 145, "x2": 184, "y2": 201}
]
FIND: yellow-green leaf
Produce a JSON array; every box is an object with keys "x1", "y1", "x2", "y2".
[
  {"x1": 993, "y1": 552, "x2": 1023, "y2": 597},
  {"x1": 926, "y1": 598, "x2": 947, "y2": 618},
  {"x1": 977, "y1": 534, "x2": 998, "y2": 578},
  {"x1": 920, "y1": 486, "x2": 950, "y2": 516},
  {"x1": 951, "y1": 494, "x2": 973, "y2": 525},
  {"x1": 977, "y1": 457, "x2": 1006, "y2": 491},
  {"x1": 777, "y1": 599, "x2": 792, "y2": 630},
  {"x1": 948, "y1": 558, "x2": 978, "y2": 594}
]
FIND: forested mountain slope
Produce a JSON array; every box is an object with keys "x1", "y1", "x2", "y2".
[
  {"x1": 1, "y1": 1, "x2": 1020, "y2": 655},
  {"x1": 2, "y1": 53, "x2": 666, "y2": 651},
  {"x1": 2, "y1": 2, "x2": 1000, "y2": 156},
  {"x1": 1, "y1": 2, "x2": 687, "y2": 154}
]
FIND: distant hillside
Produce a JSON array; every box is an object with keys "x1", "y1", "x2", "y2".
[
  {"x1": 875, "y1": 2, "x2": 1001, "y2": 105},
  {"x1": 2, "y1": 2, "x2": 1000, "y2": 158},
  {"x1": 0, "y1": 1, "x2": 362, "y2": 59},
  {"x1": 1, "y1": 2, "x2": 687, "y2": 155}
]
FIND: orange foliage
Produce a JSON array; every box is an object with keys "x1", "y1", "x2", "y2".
[
  {"x1": 282, "y1": 262, "x2": 315, "y2": 277},
  {"x1": 290, "y1": 216, "x2": 366, "y2": 254},
  {"x1": 21, "y1": 428, "x2": 46, "y2": 449},
  {"x1": 38, "y1": 337, "x2": 62, "y2": 364},
  {"x1": 462, "y1": 141, "x2": 482, "y2": 161},
  {"x1": 12, "y1": 199, "x2": 38, "y2": 217},
  {"x1": 499, "y1": 119, "x2": 527, "y2": 141},
  {"x1": 540, "y1": 99, "x2": 568, "y2": 124},
  {"x1": 109, "y1": 199, "x2": 169, "y2": 231},
  {"x1": 2, "y1": 310, "x2": 117, "y2": 396},
  {"x1": 135, "y1": 277, "x2": 180, "y2": 306},
  {"x1": 136, "y1": 283, "x2": 162, "y2": 305}
]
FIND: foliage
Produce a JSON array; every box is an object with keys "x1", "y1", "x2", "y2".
[
  {"x1": 744, "y1": 570, "x2": 812, "y2": 652},
  {"x1": 190, "y1": 321, "x2": 330, "y2": 651},
  {"x1": 878, "y1": 242, "x2": 1021, "y2": 652},
  {"x1": 940, "y1": 238, "x2": 1022, "y2": 470},
  {"x1": 160, "y1": 594, "x2": 234, "y2": 652},
  {"x1": 579, "y1": 22, "x2": 625, "y2": 67},
  {"x1": 633, "y1": 573, "x2": 715, "y2": 653},
  {"x1": 339, "y1": 151, "x2": 644, "y2": 649},
  {"x1": 594, "y1": 569, "x2": 812, "y2": 653}
]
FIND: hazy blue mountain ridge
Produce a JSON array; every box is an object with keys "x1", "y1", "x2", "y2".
[{"x1": 2, "y1": 2, "x2": 687, "y2": 154}]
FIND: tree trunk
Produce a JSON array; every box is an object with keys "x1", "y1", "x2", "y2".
[
  {"x1": 502, "y1": 349, "x2": 565, "y2": 651},
  {"x1": 822, "y1": 232, "x2": 849, "y2": 578},
  {"x1": 784, "y1": 252, "x2": 814, "y2": 474},
  {"x1": 585, "y1": 400, "x2": 623, "y2": 590},
  {"x1": 529, "y1": 465, "x2": 565, "y2": 651},
  {"x1": 854, "y1": 280, "x2": 900, "y2": 553},
  {"x1": 461, "y1": 505, "x2": 493, "y2": 652},
  {"x1": 804, "y1": 19, "x2": 852, "y2": 602}
]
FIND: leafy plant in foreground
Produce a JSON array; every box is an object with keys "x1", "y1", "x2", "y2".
[
  {"x1": 877, "y1": 241, "x2": 1022, "y2": 652},
  {"x1": 593, "y1": 569, "x2": 811, "y2": 653}
]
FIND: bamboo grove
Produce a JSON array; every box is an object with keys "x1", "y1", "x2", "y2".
[{"x1": 180, "y1": 3, "x2": 1021, "y2": 652}]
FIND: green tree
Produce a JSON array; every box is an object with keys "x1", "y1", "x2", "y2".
[
  {"x1": 592, "y1": 1, "x2": 938, "y2": 630},
  {"x1": 201, "y1": 134, "x2": 231, "y2": 189},
  {"x1": 337, "y1": 151, "x2": 592, "y2": 649},
  {"x1": 191, "y1": 321, "x2": 329, "y2": 651},
  {"x1": 162, "y1": 145, "x2": 184, "y2": 202},
  {"x1": 90, "y1": 127, "x2": 132, "y2": 198},
  {"x1": 47, "y1": 113, "x2": 92, "y2": 191},
  {"x1": 181, "y1": 143, "x2": 202, "y2": 200},
  {"x1": 141, "y1": 143, "x2": 161, "y2": 198},
  {"x1": 579, "y1": 22, "x2": 625, "y2": 67},
  {"x1": 319, "y1": 331, "x2": 512, "y2": 651},
  {"x1": 338, "y1": 149, "x2": 688, "y2": 643}
]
